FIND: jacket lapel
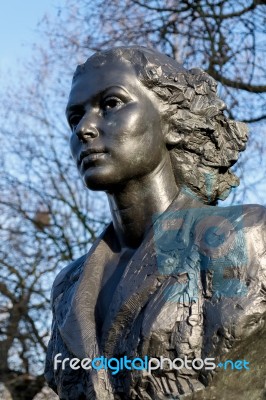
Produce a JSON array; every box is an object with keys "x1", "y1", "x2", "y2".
[
  {"x1": 57, "y1": 189, "x2": 205, "y2": 359},
  {"x1": 57, "y1": 225, "x2": 114, "y2": 360},
  {"x1": 101, "y1": 189, "x2": 205, "y2": 355}
]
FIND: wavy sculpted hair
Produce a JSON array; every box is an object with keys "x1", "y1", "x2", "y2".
[{"x1": 73, "y1": 46, "x2": 248, "y2": 205}]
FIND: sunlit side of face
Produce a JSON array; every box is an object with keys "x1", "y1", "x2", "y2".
[{"x1": 66, "y1": 58, "x2": 169, "y2": 192}]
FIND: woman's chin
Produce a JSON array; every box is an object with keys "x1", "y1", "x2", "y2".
[{"x1": 82, "y1": 168, "x2": 120, "y2": 191}]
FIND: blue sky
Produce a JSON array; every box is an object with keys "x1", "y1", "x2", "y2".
[{"x1": 0, "y1": 1, "x2": 59, "y2": 76}]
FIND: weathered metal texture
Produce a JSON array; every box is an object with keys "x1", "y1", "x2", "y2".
[{"x1": 45, "y1": 47, "x2": 265, "y2": 399}]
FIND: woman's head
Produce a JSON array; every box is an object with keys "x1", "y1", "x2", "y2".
[{"x1": 72, "y1": 46, "x2": 248, "y2": 203}]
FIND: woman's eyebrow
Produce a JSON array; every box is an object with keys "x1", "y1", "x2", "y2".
[
  {"x1": 66, "y1": 85, "x2": 132, "y2": 114},
  {"x1": 65, "y1": 104, "x2": 83, "y2": 116},
  {"x1": 101, "y1": 85, "x2": 131, "y2": 97}
]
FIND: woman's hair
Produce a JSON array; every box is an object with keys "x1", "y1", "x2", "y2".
[{"x1": 73, "y1": 46, "x2": 248, "y2": 204}]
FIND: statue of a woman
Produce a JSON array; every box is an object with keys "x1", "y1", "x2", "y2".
[{"x1": 45, "y1": 46, "x2": 266, "y2": 399}]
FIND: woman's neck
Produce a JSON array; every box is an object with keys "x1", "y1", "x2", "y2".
[{"x1": 107, "y1": 156, "x2": 179, "y2": 249}]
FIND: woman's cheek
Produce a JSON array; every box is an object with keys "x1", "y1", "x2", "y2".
[{"x1": 69, "y1": 133, "x2": 80, "y2": 162}]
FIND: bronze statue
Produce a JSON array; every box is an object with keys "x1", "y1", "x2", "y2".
[{"x1": 45, "y1": 46, "x2": 266, "y2": 399}]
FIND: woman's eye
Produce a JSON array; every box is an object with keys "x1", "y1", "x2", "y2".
[
  {"x1": 69, "y1": 114, "x2": 83, "y2": 128},
  {"x1": 102, "y1": 97, "x2": 123, "y2": 112}
]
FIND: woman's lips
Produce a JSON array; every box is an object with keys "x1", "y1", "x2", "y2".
[
  {"x1": 79, "y1": 149, "x2": 107, "y2": 165},
  {"x1": 82, "y1": 152, "x2": 107, "y2": 162},
  {"x1": 79, "y1": 150, "x2": 109, "y2": 169}
]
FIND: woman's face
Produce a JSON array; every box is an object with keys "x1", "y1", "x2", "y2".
[{"x1": 66, "y1": 58, "x2": 169, "y2": 191}]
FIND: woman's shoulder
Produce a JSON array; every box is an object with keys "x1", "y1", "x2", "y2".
[
  {"x1": 191, "y1": 203, "x2": 266, "y2": 280},
  {"x1": 202, "y1": 202, "x2": 266, "y2": 228},
  {"x1": 216, "y1": 203, "x2": 266, "y2": 242},
  {"x1": 232, "y1": 202, "x2": 266, "y2": 222},
  {"x1": 49, "y1": 223, "x2": 113, "y2": 305},
  {"x1": 50, "y1": 253, "x2": 87, "y2": 305},
  {"x1": 210, "y1": 203, "x2": 266, "y2": 286}
]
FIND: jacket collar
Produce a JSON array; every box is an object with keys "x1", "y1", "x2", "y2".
[{"x1": 57, "y1": 188, "x2": 205, "y2": 359}]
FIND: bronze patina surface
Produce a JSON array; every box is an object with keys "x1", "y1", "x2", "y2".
[{"x1": 45, "y1": 47, "x2": 266, "y2": 399}]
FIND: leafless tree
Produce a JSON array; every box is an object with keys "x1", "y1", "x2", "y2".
[
  {"x1": 40, "y1": 0, "x2": 266, "y2": 203},
  {"x1": 0, "y1": 39, "x2": 108, "y2": 398}
]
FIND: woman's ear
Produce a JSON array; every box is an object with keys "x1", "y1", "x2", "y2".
[{"x1": 164, "y1": 130, "x2": 182, "y2": 146}]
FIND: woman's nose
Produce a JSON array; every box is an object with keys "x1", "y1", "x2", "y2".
[{"x1": 75, "y1": 114, "x2": 99, "y2": 142}]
